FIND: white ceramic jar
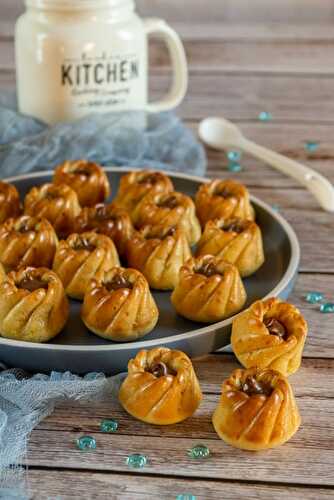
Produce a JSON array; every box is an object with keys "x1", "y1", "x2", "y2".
[{"x1": 15, "y1": 0, "x2": 188, "y2": 125}]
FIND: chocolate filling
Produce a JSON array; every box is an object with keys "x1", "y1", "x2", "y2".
[
  {"x1": 264, "y1": 317, "x2": 287, "y2": 340},
  {"x1": 73, "y1": 168, "x2": 91, "y2": 177},
  {"x1": 242, "y1": 375, "x2": 273, "y2": 397},
  {"x1": 216, "y1": 186, "x2": 234, "y2": 199},
  {"x1": 95, "y1": 206, "x2": 109, "y2": 221},
  {"x1": 196, "y1": 261, "x2": 220, "y2": 278},
  {"x1": 138, "y1": 173, "x2": 160, "y2": 185},
  {"x1": 73, "y1": 237, "x2": 96, "y2": 252},
  {"x1": 149, "y1": 362, "x2": 175, "y2": 378},
  {"x1": 17, "y1": 221, "x2": 33, "y2": 233},
  {"x1": 45, "y1": 191, "x2": 59, "y2": 200},
  {"x1": 19, "y1": 277, "x2": 48, "y2": 292},
  {"x1": 105, "y1": 274, "x2": 132, "y2": 291},
  {"x1": 157, "y1": 195, "x2": 179, "y2": 209},
  {"x1": 223, "y1": 219, "x2": 246, "y2": 233}
]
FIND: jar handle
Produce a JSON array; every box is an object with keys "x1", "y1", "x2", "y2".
[{"x1": 144, "y1": 18, "x2": 188, "y2": 113}]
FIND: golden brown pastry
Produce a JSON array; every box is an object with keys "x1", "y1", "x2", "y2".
[
  {"x1": 195, "y1": 179, "x2": 255, "y2": 227},
  {"x1": 132, "y1": 191, "x2": 201, "y2": 246},
  {"x1": 0, "y1": 181, "x2": 21, "y2": 223},
  {"x1": 171, "y1": 255, "x2": 247, "y2": 323},
  {"x1": 119, "y1": 347, "x2": 202, "y2": 425},
  {"x1": 0, "y1": 216, "x2": 58, "y2": 271},
  {"x1": 24, "y1": 183, "x2": 81, "y2": 238},
  {"x1": 0, "y1": 263, "x2": 6, "y2": 283},
  {"x1": 53, "y1": 160, "x2": 110, "y2": 207},
  {"x1": 231, "y1": 298, "x2": 308, "y2": 377},
  {"x1": 196, "y1": 217, "x2": 264, "y2": 277},
  {"x1": 53, "y1": 231, "x2": 120, "y2": 300},
  {"x1": 0, "y1": 267, "x2": 69, "y2": 343},
  {"x1": 81, "y1": 267, "x2": 159, "y2": 341},
  {"x1": 212, "y1": 367, "x2": 301, "y2": 450},
  {"x1": 113, "y1": 170, "x2": 174, "y2": 216},
  {"x1": 126, "y1": 225, "x2": 191, "y2": 290},
  {"x1": 74, "y1": 203, "x2": 133, "y2": 257}
]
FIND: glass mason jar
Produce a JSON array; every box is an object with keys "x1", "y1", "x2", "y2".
[{"x1": 15, "y1": 0, "x2": 188, "y2": 125}]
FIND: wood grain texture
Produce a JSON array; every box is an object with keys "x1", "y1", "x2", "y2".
[{"x1": 27, "y1": 469, "x2": 334, "y2": 500}]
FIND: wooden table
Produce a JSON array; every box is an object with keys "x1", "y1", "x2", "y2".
[{"x1": 1, "y1": 1, "x2": 334, "y2": 498}]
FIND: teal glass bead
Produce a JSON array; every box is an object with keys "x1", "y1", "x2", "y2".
[
  {"x1": 305, "y1": 291, "x2": 324, "y2": 304},
  {"x1": 228, "y1": 162, "x2": 242, "y2": 173},
  {"x1": 271, "y1": 204, "x2": 280, "y2": 212},
  {"x1": 100, "y1": 419, "x2": 118, "y2": 433},
  {"x1": 126, "y1": 453, "x2": 147, "y2": 469},
  {"x1": 305, "y1": 141, "x2": 319, "y2": 153},
  {"x1": 320, "y1": 303, "x2": 334, "y2": 313},
  {"x1": 76, "y1": 435, "x2": 96, "y2": 451},
  {"x1": 258, "y1": 111, "x2": 272, "y2": 122},
  {"x1": 187, "y1": 444, "x2": 210, "y2": 459},
  {"x1": 176, "y1": 495, "x2": 196, "y2": 500},
  {"x1": 227, "y1": 151, "x2": 241, "y2": 162}
]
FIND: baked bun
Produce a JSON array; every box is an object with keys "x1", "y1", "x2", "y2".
[
  {"x1": 132, "y1": 191, "x2": 201, "y2": 246},
  {"x1": 53, "y1": 231, "x2": 120, "y2": 300},
  {"x1": 53, "y1": 160, "x2": 110, "y2": 207},
  {"x1": 212, "y1": 367, "x2": 301, "y2": 450},
  {"x1": 195, "y1": 179, "x2": 255, "y2": 227},
  {"x1": 0, "y1": 267, "x2": 69, "y2": 342},
  {"x1": 113, "y1": 170, "x2": 174, "y2": 216},
  {"x1": 81, "y1": 267, "x2": 158, "y2": 341},
  {"x1": 0, "y1": 181, "x2": 21, "y2": 223},
  {"x1": 24, "y1": 183, "x2": 81, "y2": 238},
  {"x1": 74, "y1": 203, "x2": 133, "y2": 257},
  {"x1": 171, "y1": 255, "x2": 247, "y2": 323},
  {"x1": 196, "y1": 217, "x2": 264, "y2": 277},
  {"x1": 126, "y1": 225, "x2": 191, "y2": 290},
  {"x1": 0, "y1": 216, "x2": 58, "y2": 271},
  {"x1": 119, "y1": 347, "x2": 202, "y2": 425},
  {"x1": 231, "y1": 298, "x2": 308, "y2": 376}
]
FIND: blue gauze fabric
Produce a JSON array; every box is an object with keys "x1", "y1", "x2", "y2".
[
  {"x1": 0, "y1": 91, "x2": 206, "y2": 498},
  {"x1": 0, "y1": 91, "x2": 206, "y2": 177}
]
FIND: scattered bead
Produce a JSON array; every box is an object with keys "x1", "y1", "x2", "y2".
[
  {"x1": 176, "y1": 495, "x2": 196, "y2": 500},
  {"x1": 320, "y1": 303, "x2": 334, "y2": 314},
  {"x1": 76, "y1": 435, "x2": 96, "y2": 451},
  {"x1": 100, "y1": 419, "x2": 118, "y2": 433},
  {"x1": 126, "y1": 453, "x2": 147, "y2": 469},
  {"x1": 271, "y1": 204, "x2": 280, "y2": 212},
  {"x1": 258, "y1": 111, "x2": 272, "y2": 122},
  {"x1": 227, "y1": 151, "x2": 241, "y2": 162},
  {"x1": 305, "y1": 292, "x2": 324, "y2": 304},
  {"x1": 187, "y1": 444, "x2": 210, "y2": 459},
  {"x1": 305, "y1": 141, "x2": 319, "y2": 153},
  {"x1": 228, "y1": 162, "x2": 242, "y2": 173}
]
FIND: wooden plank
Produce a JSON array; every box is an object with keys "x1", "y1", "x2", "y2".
[
  {"x1": 27, "y1": 469, "x2": 334, "y2": 500},
  {"x1": 25, "y1": 392, "x2": 334, "y2": 485},
  {"x1": 36, "y1": 355, "x2": 334, "y2": 437}
]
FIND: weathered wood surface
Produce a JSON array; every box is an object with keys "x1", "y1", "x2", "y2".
[{"x1": 1, "y1": 1, "x2": 334, "y2": 498}]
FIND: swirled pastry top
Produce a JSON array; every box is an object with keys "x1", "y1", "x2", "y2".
[
  {"x1": 0, "y1": 181, "x2": 21, "y2": 224},
  {"x1": 54, "y1": 160, "x2": 110, "y2": 207}
]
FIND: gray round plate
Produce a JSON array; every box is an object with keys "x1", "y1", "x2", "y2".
[{"x1": 0, "y1": 168, "x2": 300, "y2": 374}]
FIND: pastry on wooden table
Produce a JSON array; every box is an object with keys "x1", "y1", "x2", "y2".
[
  {"x1": 53, "y1": 231, "x2": 120, "y2": 300},
  {"x1": 195, "y1": 179, "x2": 255, "y2": 227},
  {"x1": 231, "y1": 298, "x2": 308, "y2": 377},
  {"x1": 0, "y1": 180, "x2": 21, "y2": 223},
  {"x1": 132, "y1": 191, "x2": 201, "y2": 246},
  {"x1": 74, "y1": 203, "x2": 133, "y2": 257},
  {"x1": 196, "y1": 217, "x2": 264, "y2": 277},
  {"x1": 0, "y1": 215, "x2": 58, "y2": 271},
  {"x1": 113, "y1": 170, "x2": 174, "y2": 216},
  {"x1": 212, "y1": 366, "x2": 301, "y2": 450},
  {"x1": 171, "y1": 255, "x2": 247, "y2": 323},
  {"x1": 81, "y1": 267, "x2": 158, "y2": 341},
  {"x1": 53, "y1": 160, "x2": 110, "y2": 207},
  {"x1": 0, "y1": 266, "x2": 69, "y2": 342},
  {"x1": 24, "y1": 183, "x2": 81, "y2": 238},
  {"x1": 119, "y1": 347, "x2": 202, "y2": 425},
  {"x1": 126, "y1": 225, "x2": 191, "y2": 290}
]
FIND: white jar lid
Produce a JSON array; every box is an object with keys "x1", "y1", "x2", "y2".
[{"x1": 25, "y1": 0, "x2": 133, "y2": 10}]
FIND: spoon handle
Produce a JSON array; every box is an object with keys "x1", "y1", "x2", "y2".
[{"x1": 240, "y1": 138, "x2": 334, "y2": 212}]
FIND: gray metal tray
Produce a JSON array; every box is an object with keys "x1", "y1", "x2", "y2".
[{"x1": 0, "y1": 168, "x2": 300, "y2": 374}]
